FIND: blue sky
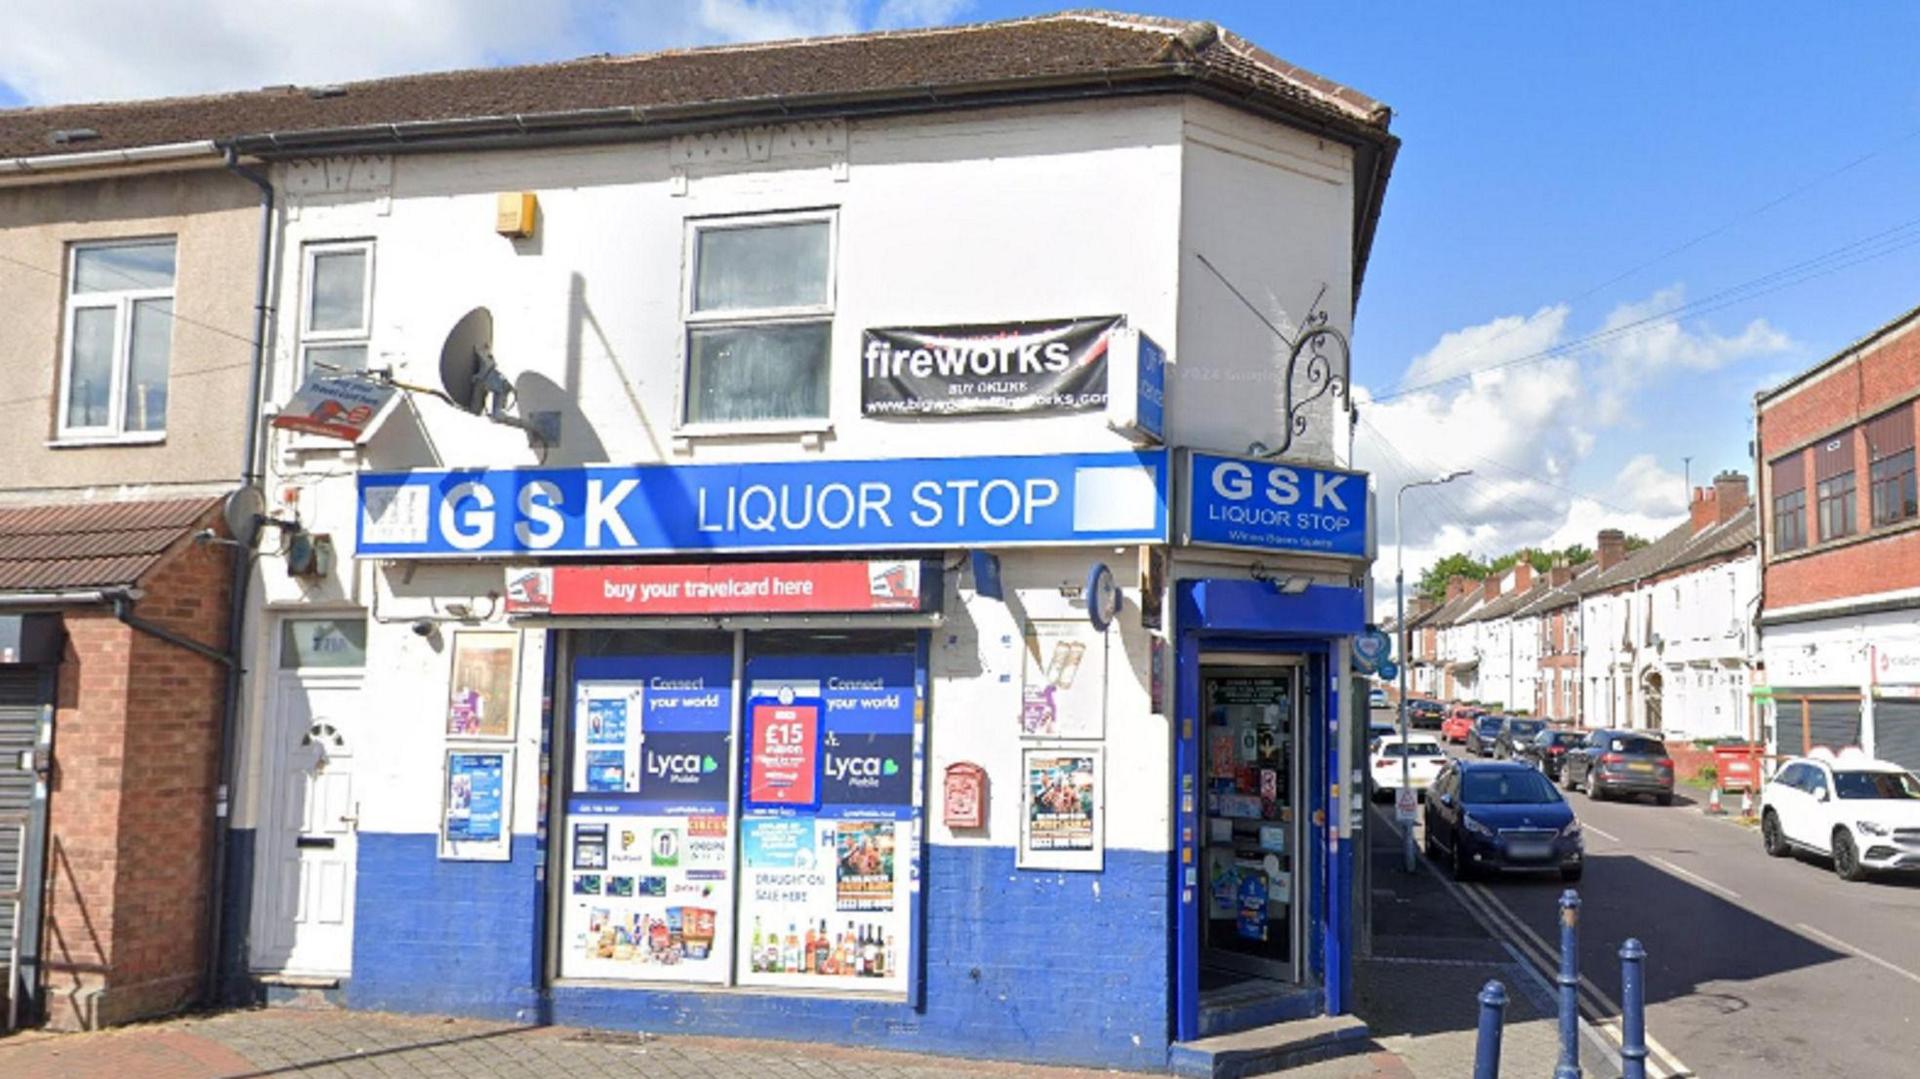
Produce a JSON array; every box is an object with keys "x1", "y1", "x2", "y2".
[{"x1": 6, "y1": 1, "x2": 1919, "y2": 582}]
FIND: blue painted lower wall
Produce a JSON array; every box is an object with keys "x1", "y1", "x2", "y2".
[{"x1": 345, "y1": 834, "x2": 1171, "y2": 1071}]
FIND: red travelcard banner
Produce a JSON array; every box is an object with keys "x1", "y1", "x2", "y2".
[
  {"x1": 747, "y1": 699, "x2": 823, "y2": 810},
  {"x1": 503, "y1": 560, "x2": 932, "y2": 616}
]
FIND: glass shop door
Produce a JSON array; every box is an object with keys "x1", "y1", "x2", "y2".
[{"x1": 1198, "y1": 663, "x2": 1302, "y2": 983}]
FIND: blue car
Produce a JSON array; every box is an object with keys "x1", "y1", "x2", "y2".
[{"x1": 1424, "y1": 759, "x2": 1584, "y2": 883}]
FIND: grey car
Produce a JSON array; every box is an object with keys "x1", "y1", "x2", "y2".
[{"x1": 1562, "y1": 729, "x2": 1675, "y2": 804}]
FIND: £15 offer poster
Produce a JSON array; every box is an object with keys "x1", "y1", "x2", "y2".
[{"x1": 747, "y1": 699, "x2": 823, "y2": 809}]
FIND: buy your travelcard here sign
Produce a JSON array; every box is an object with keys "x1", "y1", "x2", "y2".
[
  {"x1": 358, "y1": 450, "x2": 1168, "y2": 558},
  {"x1": 1180, "y1": 450, "x2": 1369, "y2": 559}
]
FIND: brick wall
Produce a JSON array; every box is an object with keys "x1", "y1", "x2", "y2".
[
  {"x1": 43, "y1": 537, "x2": 231, "y2": 1029},
  {"x1": 348, "y1": 836, "x2": 1174, "y2": 1071},
  {"x1": 1759, "y1": 314, "x2": 1920, "y2": 611}
]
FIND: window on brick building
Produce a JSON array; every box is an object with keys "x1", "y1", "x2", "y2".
[
  {"x1": 1770, "y1": 452, "x2": 1807, "y2": 555},
  {"x1": 1814, "y1": 434, "x2": 1856, "y2": 543},
  {"x1": 1867, "y1": 406, "x2": 1917, "y2": 528}
]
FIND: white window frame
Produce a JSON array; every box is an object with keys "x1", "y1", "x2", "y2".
[
  {"x1": 57, "y1": 238, "x2": 176, "y2": 442},
  {"x1": 677, "y1": 209, "x2": 838, "y2": 434},
  {"x1": 298, "y1": 239, "x2": 375, "y2": 380}
]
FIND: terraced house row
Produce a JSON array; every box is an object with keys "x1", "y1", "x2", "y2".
[{"x1": 1399, "y1": 299, "x2": 1920, "y2": 779}]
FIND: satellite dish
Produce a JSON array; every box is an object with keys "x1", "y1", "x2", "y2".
[
  {"x1": 428, "y1": 305, "x2": 558, "y2": 445},
  {"x1": 222, "y1": 486, "x2": 265, "y2": 548},
  {"x1": 438, "y1": 307, "x2": 495, "y2": 415}
]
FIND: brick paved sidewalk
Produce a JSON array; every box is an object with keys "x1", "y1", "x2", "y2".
[{"x1": 0, "y1": 1008, "x2": 1416, "y2": 1079}]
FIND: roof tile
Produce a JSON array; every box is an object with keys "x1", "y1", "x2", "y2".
[{"x1": 0, "y1": 496, "x2": 221, "y2": 593}]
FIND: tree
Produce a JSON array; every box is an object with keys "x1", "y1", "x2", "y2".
[
  {"x1": 1623, "y1": 534, "x2": 1652, "y2": 553},
  {"x1": 1417, "y1": 553, "x2": 1487, "y2": 603}
]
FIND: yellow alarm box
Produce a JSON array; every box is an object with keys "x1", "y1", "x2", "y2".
[{"x1": 495, "y1": 192, "x2": 537, "y2": 238}]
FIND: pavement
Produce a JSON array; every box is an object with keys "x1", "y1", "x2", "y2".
[{"x1": 0, "y1": 1005, "x2": 1420, "y2": 1079}]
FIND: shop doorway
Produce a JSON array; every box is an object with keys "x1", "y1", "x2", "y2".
[
  {"x1": 251, "y1": 617, "x2": 367, "y2": 978},
  {"x1": 1198, "y1": 661, "x2": 1303, "y2": 987}
]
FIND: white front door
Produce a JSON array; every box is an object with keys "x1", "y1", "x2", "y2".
[{"x1": 252, "y1": 619, "x2": 366, "y2": 976}]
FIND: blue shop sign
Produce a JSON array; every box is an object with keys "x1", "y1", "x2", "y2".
[
  {"x1": 359, "y1": 449, "x2": 1168, "y2": 558},
  {"x1": 1180, "y1": 450, "x2": 1368, "y2": 559}
]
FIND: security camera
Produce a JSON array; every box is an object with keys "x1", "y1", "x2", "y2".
[{"x1": 411, "y1": 620, "x2": 436, "y2": 637}]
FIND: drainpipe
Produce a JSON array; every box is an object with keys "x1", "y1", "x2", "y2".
[
  {"x1": 202, "y1": 147, "x2": 276, "y2": 1006},
  {"x1": 108, "y1": 592, "x2": 233, "y2": 667}
]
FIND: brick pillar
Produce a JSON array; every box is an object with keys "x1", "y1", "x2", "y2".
[{"x1": 43, "y1": 539, "x2": 230, "y2": 1029}]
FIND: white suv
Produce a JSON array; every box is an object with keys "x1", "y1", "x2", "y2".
[
  {"x1": 1369, "y1": 735, "x2": 1448, "y2": 803},
  {"x1": 1760, "y1": 748, "x2": 1920, "y2": 881}
]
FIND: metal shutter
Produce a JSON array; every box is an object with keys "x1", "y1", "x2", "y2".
[
  {"x1": 0, "y1": 670, "x2": 42, "y2": 975},
  {"x1": 1807, "y1": 698, "x2": 1863, "y2": 753},
  {"x1": 1874, "y1": 700, "x2": 1920, "y2": 774}
]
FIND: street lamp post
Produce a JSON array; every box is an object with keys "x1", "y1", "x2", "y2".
[{"x1": 1396, "y1": 469, "x2": 1472, "y2": 873}]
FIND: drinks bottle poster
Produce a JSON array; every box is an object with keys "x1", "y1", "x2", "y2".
[
  {"x1": 1019, "y1": 620, "x2": 1107, "y2": 739},
  {"x1": 738, "y1": 816, "x2": 907, "y2": 992}
]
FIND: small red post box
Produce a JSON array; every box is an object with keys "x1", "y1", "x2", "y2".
[{"x1": 944, "y1": 762, "x2": 987, "y2": 829}]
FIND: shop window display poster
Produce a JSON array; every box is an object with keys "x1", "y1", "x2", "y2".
[
  {"x1": 1019, "y1": 620, "x2": 1106, "y2": 739},
  {"x1": 1018, "y1": 747, "x2": 1104, "y2": 871},
  {"x1": 561, "y1": 654, "x2": 735, "y2": 984},
  {"x1": 446, "y1": 630, "x2": 518, "y2": 739},
  {"x1": 735, "y1": 652, "x2": 915, "y2": 992},
  {"x1": 440, "y1": 748, "x2": 513, "y2": 861}
]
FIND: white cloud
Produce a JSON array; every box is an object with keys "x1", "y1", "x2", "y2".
[
  {"x1": 0, "y1": 0, "x2": 976, "y2": 105},
  {"x1": 1359, "y1": 287, "x2": 1760, "y2": 618},
  {"x1": 1398, "y1": 304, "x2": 1568, "y2": 389}
]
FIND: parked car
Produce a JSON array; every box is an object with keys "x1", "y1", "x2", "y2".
[
  {"x1": 1464, "y1": 714, "x2": 1507, "y2": 757},
  {"x1": 1760, "y1": 749, "x2": 1920, "y2": 881},
  {"x1": 1561, "y1": 730, "x2": 1674, "y2": 804},
  {"x1": 1369, "y1": 720, "x2": 1399, "y2": 747},
  {"x1": 1408, "y1": 698, "x2": 1447, "y2": 729},
  {"x1": 1514, "y1": 729, "x2": 1587, "y2": 780},
  {"x1": 1441, "y1": 709, "x2": 1478, "y2": 744},
  {"x1": 1370, "y1": 735, "x2": 1449, "y2": 802},
  {"x1": 1369, "y1": 687, "x2": 1391, "y2": 709},
  {"x1": 1424, "y1": 759, "x2": 1584, "y2": 882},
  {"x1": 1493, "y1": 717, "x2": 1548, "y2": 759}
]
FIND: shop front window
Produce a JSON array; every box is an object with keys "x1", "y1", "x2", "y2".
[{"x1": 556, "y1": 628, "x2": 918, "y2": 996}]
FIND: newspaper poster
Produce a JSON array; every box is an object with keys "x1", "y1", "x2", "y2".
[
  {"x1": 1019, "y1": 747, "x2": 1103, "y2": 871},
  {"x1": 1019, "y1": 620, "x2": 1107, "y2": 739},
  {"x1": 440, "y1": 748, "x2": 513, "y2": 861}
]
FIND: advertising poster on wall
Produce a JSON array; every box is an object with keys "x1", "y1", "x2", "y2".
[
  {"x1": 447, "y1": 630, "x2": 518, "y2": 739},
  {"x1": 561, "y1": 652, "x2": 735, "y2": 984},
  {"x1": 1019, "y1": 620, "x2": 1106, "y2": 739},
  {"x1": 441, "y1": 748, "x2": 513, "y2": 861},
  {"x1": 1019, "y1": 747, "x2": 1103, "y2": 871},
  {"x1": 861, "y1": 315, "x2": 1121, "y2": 417},
  {"x1": 736, "y1": 652, "x2": 915, "y2": 992}
]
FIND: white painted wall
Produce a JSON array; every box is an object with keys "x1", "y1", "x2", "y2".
[{"x1": 232, "y1": 95, "x2": 1363, "y2": 849}]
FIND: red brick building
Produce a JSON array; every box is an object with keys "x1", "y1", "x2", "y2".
[
  {"x1": 1756, "y1": 304, "x2": 1920, "y2": 769},
  {"x1": 0, "y1": 499, "x2": 235, "y2": 1029}
]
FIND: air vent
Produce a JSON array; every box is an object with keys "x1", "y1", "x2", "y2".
[{"x1": 48, "y1": 127, "x2": 100, "y2": 146}]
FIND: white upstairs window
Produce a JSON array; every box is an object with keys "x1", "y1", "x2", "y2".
[
  {"x1": 299, "y1": 241, "x2": 374, "y2": 377},
  {"x1": 682, "y1": 212, "x2": 835, "y2": 426},
  {"x1": 60, "y1": 239, "x2": 177, "y2": 439}
]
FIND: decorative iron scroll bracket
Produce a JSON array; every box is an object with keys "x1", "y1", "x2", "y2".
[{"x1": 1194, "y1": 253, "x2": 1352, "y2": 459}]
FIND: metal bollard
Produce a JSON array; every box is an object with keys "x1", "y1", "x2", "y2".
[
  {"x1": 1620, "y1": 938, "x2": 1649, "y2": 1079},
  {"x1": 1555, "y1": 889, "x2": 1581, "y2": 1078},
  {"x1": 1473, "y1": 979, "x2": 1508, "y2": 1079}
]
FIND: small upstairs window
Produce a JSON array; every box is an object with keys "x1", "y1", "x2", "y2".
[
  {"x1": 60, "y1": 239, "x2": 176, "y2": 439},
  {"x1": 682, "y1": 213, "x2": 834, "y2": 426},
  {"x1": 299, "y1": 241, "x2": 374, "y2": 376},
  {"x1": 1867, "y1": 406, "x2": 1917, "y2": 529},
  {"x1": 1770, "y1": 452, "x2": 1806, "y2": 555}
]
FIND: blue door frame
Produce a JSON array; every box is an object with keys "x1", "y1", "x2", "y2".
[{"x1": 1171, "y1": 580, "x2": 1363, "y2": 1044}]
